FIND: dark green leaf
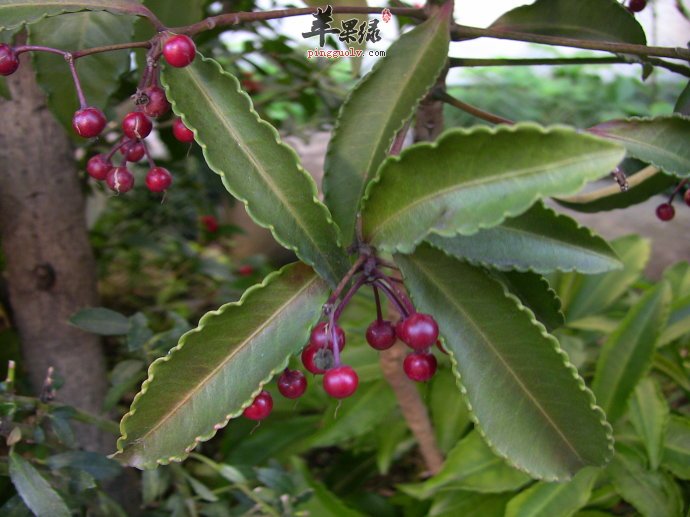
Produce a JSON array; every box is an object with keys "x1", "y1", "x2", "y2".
[
  {"x1": 628, "y1": 377, "x2": 668, "y2": 470},
  {"x1": 395, "y1": 244, "x2": 613, "y2": 481},
  {"x1": 292, "y1": 457, "x2": 365, "y2": 517},
  {"x1": 674, "y1": 81, "x2": 690, "y2": 116},
  {"x1": 362, "y1": 125, "x2": 624, "y2": 253},
  {"x1": 115, "y1": 263, "x2": 329, "y2": 468},
  {"x1": 663, "y1": 261, "x2": 690, "y2": 301},
  {"x1": 430, "y1": 492, "x2": 511, "y2": 517},
  {"x1": 662, "y1": 415, "x2": 690, "y2": 480},
  {"x1": 9, "y1": 451, "x2": 70, "y2": 517},
  {"x1": 69, "y1": 307, "x2": 130, "y2": 335},
  {"x1": 658, "y1": 293, "x2": 690, "y2": 346},
  {"x1": 429, "y1": 369, "x2": 471, "y2": 453},
  {"x1": 323, "y1": 3, "x2": 451, "y2": 242},
  {"x1": 592, "y1": 282, "x2": 671, "y2": 422},
  {"x1": 427, "y1": 202, "x2": 621, "y2": 274},
  {"x1": 489, "y1": 0, "x2": 646, "y2": 43},
  {"x1": 47, "y1": 451, "x2": 121, "y2": 480},
  {"x1": 127, "y1": 312, "x2": 153, "y2": 351},
  {"x1": 163, "y1": 56, "x2": 349, "y2": 287}
]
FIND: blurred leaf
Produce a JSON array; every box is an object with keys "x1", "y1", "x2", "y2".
[
  {"x1": 292, "y1": 457, "x2": 365, "y2": 516},
  {"x1": 142, "y1": 468, "x2": 170, "y2": 505},
  {"x1": 429, "y1": 491, "x2": 511, "y2": 517},
  {"x1": 674, "y1": 81, "x2": 690, "y2": 115},
  {"x1": 183, "y1": 472, "x2": 218, "y2": 502},
  {"x1": 663, "y1": 261, "x2": 690, "y2": 300},
  {"x1": 127, "y1": 312, "x2": 153, "y2": 351},
  {"x1": 362, "y1": 125, "x2": 624, "y2": 253},
  {"x1": 629, "y1": 378, "x2": 669, "y2": 470},
  {"x1": 652, "y1": 352, "x2": 690, "y2": 391},
  {"x1": 47, "y1": 451, "x2": 121, "y2": 481},
  {"x1": 662, "y1": 415, "x2": 690, "y2": 480},
  {"x1": 69, "y1": 307, "x2": 130, "y2": 336},
  {"x1": 9, "y1": 451, "x2": 70, "y2": 517},
  {"x1": 396, "y1": 244, "x2": 613, "y2": 481},
  {"x1": 658, "y1": 293, "x2": 690, "y2": 346},
  {"x1": 374, "y1": 417, "x2": 411, "y2": 474},
  {"x1": 430, "y1": 368, "x2": 471, "y2": 453},
  {"x1": 0, "y1": 495, "x2": 31, "y2": 517}
]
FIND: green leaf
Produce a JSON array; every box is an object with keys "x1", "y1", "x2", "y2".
[
  {"x1": 489, "y1": 0, "x2": 646, "y2": 43},
  {"x1": 430, "y1": 491, "x2": 511, "y2": 517},
  {"x1": 427, "y1": 202, "x2": 621, "y2": 275},
  {"x1": 162, "y1": 55, "x2": 349, "y2": 287},
  {"x1": 9, "y1": 451, "x2": 70, "y2": 517},
  {"x1": 658, "y1": 293, "x2": 690, "y2": 346},
  {"x1": 505, "y1": 467, "x2": 599, "y2": 517},
  {"x1": 591, "y1": 282, "x2": 671, "y2": 422},
  {"x1": 662, "y1": 415, "x2": 690, "y2": 480},
  {"x1": 29, "y1": 11, "x2": 134, "y2": 135},
  {"x1": 628, "y1": 378, "x2": 669, "y2": 470},
  {"x1": 115, "y1": 263, "x2": 329, "y2": 469},
  {"x1": 395, "y1": 244, "x2": 613, "y2": 481},
  {"x1": 609, "y1": 444, "x2": 683, "y2": 517},
  {"x1": 555, "y1": 165, "x2": 677, "y2": 213},
  {"x1": 491, "y1": 271, "x2": 565, "y2": 331},
  {"x1": 362, "y1": 125, "x2": 624, "y2": 253},
  {"x1": 69, "y1": 307, "x2": 130, "y2": 335},
  {"x1": 652, "y1": 351, "x2": 690, "y2": 392},
  {"x1": 589, "y1": 117, "x2": 690, "y2": 178},
  {"x1": 403, "y1": 430, "x2": 531, "y2": 499},
  {"x1": 429, "y1": 369, "x2": 471, "y2": 453},
  {"x1": 0, "y1": 0, "x2": 150, "y2": 30},
  {"x1": 663, "y1": 261, "x2": 690, "y2": 301},
  {"x1": 323, "y1": 3, "x2": 451, "y2": 242},
  {"x1": 674, "y1": 81, "x2": 690, "y2": 116},
  {"x1": 292, "y1": 457, "x2": 365, "y2": 517},
  {"x1": 47, "y1": 451, "x2": 121, "y2": 480},
  {"x1": 559, "y1": 235, "x2": 650, "y2": 322}
]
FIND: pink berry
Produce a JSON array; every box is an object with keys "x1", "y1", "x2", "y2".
[
  {"x1": 301, "y1": 345, "x2": 326, "y2": 374},
  {"x1": 396, "y1": 313, "x2": 439, "y2": 351},
  {"x1": 277, "y1": 369, "x2": 307, "y2": 399},
  {"x1": 72, "y1": 107, "x2": 107, "y2": 138},
  {"x1": 0, "y1": 44, "x2": 19, "y2": 76},
  {"x1": 172, "y1": 118, "x2": 194, "y2": 143},
  {"x1": 243, "y1": 390, "x2": 273, "y2": 420},
  {"x1": 141, "y1": 85, "x2": 170, "y2": 118},
  {"x1": 656, "y1": 203, "x2": 675, "y2": 222},
  {"x1": 145, "y1": 167, "x2": 172, "y2": 192},
  {"x1": 366, "y1": 320, "x2": 396, "y2": 350},
  {"x1": 403, "y1": 352, "x2": 437, "y2": 382},
  {"x1": 628, "y1": 0, "x2": 647, "y2": 12},
  {"x1": 200, "y1": 215, "x2": 219, "y2": 233},
  {"x1": 106, "y1": 167, "x2": 135, "y2": 193},
  {"x1": 120, "y1": 140, "x2": 146, "y2": 162},
  {"x1": 122, "y1": 111, "x2": 152, "y2": 140},
  {"x1": 163, "y1": 34, "x2": 196, "y2": 68},
  {"x1": 309, "y1": 322, "x2": 345, "y2": 352},
  {"x1": 323, "y1": 365, "x2": 359, "y2": 399},
  {"x1": 86, "y1": 154, "x2": 112, "y2": 180},
  {"x1": 237, "y1": 265, "x2": 254, "y2": 277}
]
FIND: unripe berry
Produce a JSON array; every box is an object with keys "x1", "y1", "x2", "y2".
[
  {"x1": 628, "y1": 0, "x2": 647, "y2": 12},
  {"x1": 396, "y1": 313, "x2": 439, "y2": 351},
  {"x1": 366, "y1": 320, "x2": 396, "y2": 350},
  {"x1": 141, "y1": 85, "x2": 170, "y2": 118},
  {"x1": 106, "y1": 166, "x2": 135, "y2": 193},
  {"x1": 656, "y1": 203, "x2": 675, "y2": 222},
  {"x1": 86, "y1": 154, "x2": 112, "y2": 180},
  {"x1": 277, "y1": 369, "x2": 307, "y2": 399},
  {"x1": 243, "y1": 390, "x2": 273, "y2": 420},
  {"x1": 172, "y1": 118, "x2": 194, "y2": 143},
  {"x1": 122, "y1": 111, "x2": 153, "y2": 140},
  {"x1": 403, "y1": 352, "x2": 437, "y2": 382},
  {"x1": 145, "y1": 167, "x2": 172, "y2": 192},
  {"x1": 323, "y1": 365, "x2": 359, "y2": 398},
  {"x1": 237, "y1": 265, "x2": 254, "y2": 277},
  {"x1": 309, "y1": 322, "x2": 345, "y2": 351},
  {"x1": 301, "y1": 345, "x2": 327, "y2": 374},
  {"x1": 200, "y1": 215, "x2": 219, "y2": 233},
  {"x1": 120, "y1": 140, "x2": 146, "y2": 162},
  {"x1": 72, "y1": 107, "x2": 107, "y2": 138},
  {"x1": 163, "y1": 34, "x2": 196, "y2": 68},
  {"x1": 0, "y1": 44, "x2": 19, "y2": 76}
]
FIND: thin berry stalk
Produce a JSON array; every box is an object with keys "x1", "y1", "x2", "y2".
[
  {"x1": 373, "y1": 279, "x2": 409, "y2": 318},
  {"x1": 373, "y1": 285, "x2": 383, "y2": 323},
  {"x1": 66, "y1": 54, "x2": 88, "y2": 108}
]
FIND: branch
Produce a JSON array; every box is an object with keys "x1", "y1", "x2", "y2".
[{"x1": 433, "y1": 89, "x2": 514, "y2": 125}]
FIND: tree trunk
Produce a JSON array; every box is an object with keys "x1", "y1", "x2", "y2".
[{"x1": 0, "y1": 49, "x2": 108, "y2": 452}]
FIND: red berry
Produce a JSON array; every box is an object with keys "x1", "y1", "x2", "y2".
[
  {"x1": 323, "y1": 365, "x2": 359, "y2": 398},
  {"x1": 72, "y1": 107, "x2": 107, "y2": 138},
  {"x1": 656, "y1": 203, "x2": 675, "y2": 222},
  {"x1": 200, "y1": 215, "x2": 219, "y2": 233},
  {"x1": 403, "y1": 352, "x2": 437, "y2": 382},
  {"x1": 120, "y1": 140, "x2": 146, "y2": 162},
  {"x1": 237, "y1": 265, "x2": 254, "y2": 277},
  {"x1": 243, "y1": 390, "x2": 273, "y2": 420},
  {"x1": 172, "y1": 118, "x2": 194, "y2": 143},
  {"x1": 396, "y1": 313, "x2": 439, "y2": 351},
  {"x1": 684, "y1": 190, "x2": 690, "y2": 207},
  {"x1": 628, "y1": 0, "x2": 647, "y2": 12},
  {"x1": 86, "y1": 154, "x2": 112, "y2": 180},
  {"x1": 122, "y1": 112, "x2": 153, "y2": 140},
  {"x1": 163, "y1": 34, "x2": 196, "y2": 68},
  {"x1": 310, "y1": 322, "x2": 345, "y2": 352},
  {"x1": 141, "y1": 86, "x2": 170, "y2": 118},
  {"x1": 277, "y1": 369, "x2": 307, "y2": 399},
  {"x1": 0, "y1": 44, "x2": 19, "y2": 76},
  {"x1": 366, "y1": 320, "x2": 396, "y2": 350},
  {"x1": 106, "y1": 166, "x2": 135, "y2": 193},
  {"x1": 301, "y1": 345, "x2": 327, "y2": 374},
  {"x1": 145, "y1": 167, "x2": 172, "y2": 192}
]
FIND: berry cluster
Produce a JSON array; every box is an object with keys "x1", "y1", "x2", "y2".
[
  {"x1": 1, "y1": 34, "x2": 199, "y2": 195},
  {"x1": 242, "y1": 250, "x2": 444, "y2": 421},
  {"x1": 655, "y1": 180, "x2": 689, "y2": 222}
]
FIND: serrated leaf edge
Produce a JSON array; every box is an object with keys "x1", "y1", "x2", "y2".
[
  {"x1": 162, "y1": 54, "x2": 347, "y2": 287},
  {"x1": 363, "y1": 123, "x2": 625, "y2": 254},
  {"x1": 114, "y1": 263, "x2": 323, "y2": 469}
]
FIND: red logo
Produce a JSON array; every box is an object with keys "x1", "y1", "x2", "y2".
[{"x1": 381, "y1": 8, "x2": 392, "y2": 23}]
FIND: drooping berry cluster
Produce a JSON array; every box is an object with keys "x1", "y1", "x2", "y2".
[
  {"x1": 243, "y1": 250, "x2": 443, "y2": 421},
  {"x1": 2, "y1": 34, "x2": 199, "y2": 195},
  {"x1": 655, "y1": 179, "x2": 689, "y2": 223}
]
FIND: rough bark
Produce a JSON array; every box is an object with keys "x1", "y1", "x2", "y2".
[{"x1": 0, "y1": 50, "x2": 108, "y2": 452}]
